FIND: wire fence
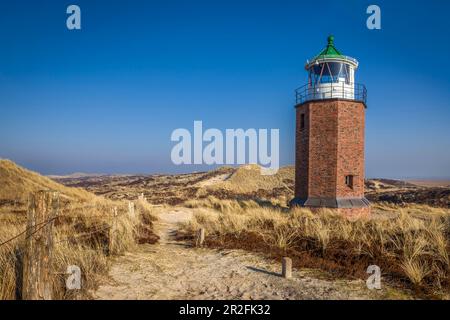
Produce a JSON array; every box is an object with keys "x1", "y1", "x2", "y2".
[
  {"x1": 0, "y1": 217, "x2": 57, "y2": 248},
  {"x1": 54, "y1": 225, "x2": 112, "y2": 245},
  {"x1": 0, "y1": 205, "x2": 127, "y2": 249},
  {"x1": 0, "y1": 192, "x2": 143, "y2": 300}
]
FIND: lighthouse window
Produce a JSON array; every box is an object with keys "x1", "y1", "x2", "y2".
[
  {"x1": 312, "y1": 62, "x2": 350, "y2": 84},
  {"x1": 300, "y1": 114, "x2": 305, "y2": 130},
  {"x1": 345, "y1": 175, "x2": 354, "y2": 189},
  {"x1": 344, "y1": 64, "x2": 351, "y2": 84}
]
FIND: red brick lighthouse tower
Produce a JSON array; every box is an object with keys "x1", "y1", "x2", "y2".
[{"x1": 292, "y1": 35, "x2": 370, "y2": 217}]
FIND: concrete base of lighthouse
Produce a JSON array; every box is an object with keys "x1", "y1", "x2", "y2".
[{"x1": 289, "y1": 197, "x2": 371, "y2": 219}]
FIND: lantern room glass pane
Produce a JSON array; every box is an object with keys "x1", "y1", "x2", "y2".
[
  {"x1": 310, "y1": 62, "x2": 350, "y2": 84},
  {"x1": 344, "y1": 64, "x2": 351, "y2": 84}
]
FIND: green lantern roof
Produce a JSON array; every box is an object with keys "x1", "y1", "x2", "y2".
[
  {"x1": 306, "y1": 35, "x2": 358, "y2": 69},
  {"x1": 314, "y1": 35, "x2": 343, "y2": 59}
]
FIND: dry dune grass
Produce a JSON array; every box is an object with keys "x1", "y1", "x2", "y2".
[
  {"x1": 0, "y1": 197, "x2": 159, "y2": 300},
  {"x1": 371, "y1": 202, "x2": 449, "y2": 217},
  {"x1": 0, "y1": 159, "x2": 93, "y2": 203},
  {"x1": 181, "y1": 198, "x2": 450, "y2": 298},
  {"x1": 184, "y1": 195, "x2": 261, "y2": 212},
  {"x1": 0, "y1": 160, "x2": 159, "y2": 300}
]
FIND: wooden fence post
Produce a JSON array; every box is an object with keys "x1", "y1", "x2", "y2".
[
  {"x1": 138, "y1": 193, "x2": 148, "y2": 202},
  {"x1": 108, "y1": 207, "x2": 118, "y2": 255},
  {"x1": 128, "y1": 201, "x2": 135, "y2": 219},
  {"x1": 22, "y1": 190, "x2": 59, "y2": 300},
  {"x1": 282, "y1": 257, "x2": 292, "y2": 279},
  {"x1": 196, "y1": 228, "x2": 205, "y2": 247}
]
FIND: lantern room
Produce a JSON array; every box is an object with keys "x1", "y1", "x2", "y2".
[{"x1": 296, "y1": 35, "x2": 366, "y2": 104}]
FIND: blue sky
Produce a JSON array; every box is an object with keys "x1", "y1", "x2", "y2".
[{"x1": 0, "y1": 0, "x2": 449, "y2": 178}]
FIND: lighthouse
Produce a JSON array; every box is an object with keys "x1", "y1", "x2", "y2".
[{"x1": 291, "y1": 35, "x2": 370, "y2": 217}]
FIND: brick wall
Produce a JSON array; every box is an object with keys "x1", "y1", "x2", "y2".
[
  {"x1": 336, "y1": 100, "x2": 365, "y2": 198},
  {"x1": 295, "y1": 104, "x2": 309, "y2": 198},
  {"x1": 295, "y1": 99, "x2": 366, "y2": 201}
]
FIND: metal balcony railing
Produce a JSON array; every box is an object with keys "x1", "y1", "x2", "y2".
[{"x1": 295, "y1": 82, "x2": 367, "y2": 105}]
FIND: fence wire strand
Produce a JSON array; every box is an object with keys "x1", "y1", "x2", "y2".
[
  {"x1": 0, "y1": 217, "x2": 57, "y2": 248},
  {"x1": 1, "y1": 205, "x2": 124, "y2": 249},
  {"x1": 55, "y1": 225, "x2": 111, "y2": 244}
]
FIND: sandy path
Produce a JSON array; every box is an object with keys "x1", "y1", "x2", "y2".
[{"x1": 92, "y1": 208, "x2": 390, "y2": 300}]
